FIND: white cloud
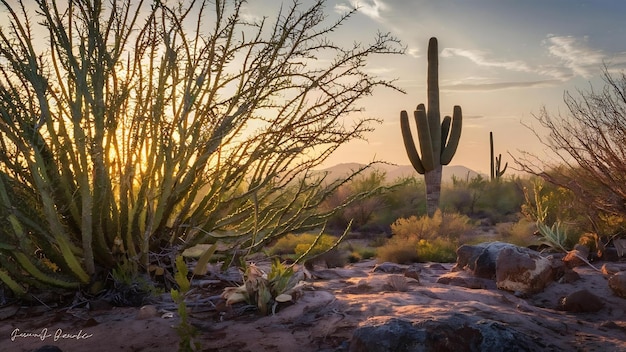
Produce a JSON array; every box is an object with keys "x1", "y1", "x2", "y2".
[
  {"x1": 406, "y1": 47, "x2": 420, "y2": 58},
  {"x1": 335, "y1": 0, "x2": 388, "y2": 22},
  {"x1": 543, "y1": 35, "x2": 604, "y2": 78},
  {"x1": 441, "y1": 48, "x2": 532, "y2": 73}
]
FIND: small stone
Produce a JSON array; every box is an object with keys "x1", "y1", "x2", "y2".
[
  {"x1": 608, "y1": 271, "x2": 626, "y2": 298},
  {"x1": 373, "y1": 262, "x2": 405, "y2": 274},
  {"x1": 404, "y1": 264, "x2": 421, "y2": 283},
  {"x1": 437, "y1": 271, "x2": 495, "y2": 290},
  {"x1": 137, "y1": 305, "x2": 158, "y2": 320},
  {"x1": 559, "y1": 269, "x2": 581, "y2": 283}
]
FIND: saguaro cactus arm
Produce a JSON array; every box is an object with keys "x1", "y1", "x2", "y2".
[
  {"x1": 495, "y1": 154, "x2": 508, "y2": 177},
  {"x1": 441, "y1": 105, "x2": 462, "y2": 165},
  {"x1": 401, "y1": 106, "x2": 433, "y2": 174}
]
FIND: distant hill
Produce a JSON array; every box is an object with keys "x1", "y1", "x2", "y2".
[{"x1": 318, "y1": 162, "x2": 482, "y2": 184}]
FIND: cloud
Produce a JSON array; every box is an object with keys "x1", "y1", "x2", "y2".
[
  {"x1": 444, "y1": 79, "x2": 563, "y2": 91},
  {"x1": 406, "y1": 47, "x2": 420, "y2": 58},
  {"x1": 543, "y1": 35, "x2": 605, "y2": 78},
  {"x1": 438, "y1": 35, "x2": 625, "y2": 90},
  {"x1": 441, "y1": 48, "x2": 533, "y2": 73},
  {"x1": 335, "y1": 0, "x2": 389, "y2": 22}
]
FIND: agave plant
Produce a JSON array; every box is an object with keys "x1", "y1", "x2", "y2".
[{"x1": 221, "y1": 260, "x2": 306, "y2": 315}]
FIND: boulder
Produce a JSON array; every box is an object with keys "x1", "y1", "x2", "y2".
[
  {"x1": 558, "y1": 289, "x2": 604, "y2": 312},
  {"x1": 495, "y1": 246, "x2": 558, "y2": 295},
  {"x1": 608, "y1": 271, "x2": 626, "y2": 298},
  {"x1": 437, "y1": 271, "x2": 496, "y2": 290},
  {"x1": 349, "y1": 314, "x2": 548, "y2": 352},
  {"x1": 453, "y1": 242, "x2": 519, "y2": 279}
]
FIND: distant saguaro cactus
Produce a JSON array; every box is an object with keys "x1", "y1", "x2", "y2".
[
  {"x1": 490, "y1": 131, "x2": 507, "y2": 181},
  {"x1": 400, "y1": 37, "x2": 462, "y2": 217}
]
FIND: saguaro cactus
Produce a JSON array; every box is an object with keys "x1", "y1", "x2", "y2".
[
  {"x1": 400, "y1": 37, "x2": 462, "y2": 217},
  {"x1": 490, "y1": 131, "x2": 508, "y2": 181}
]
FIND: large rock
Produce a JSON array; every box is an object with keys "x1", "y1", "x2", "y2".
[
  {"x1": 608, "y1": 271, "x2": 626, "y2": 298},
  {"x1": 349, "y1": 315, "x2": 548, "y2": 352},
  {"x1": 558, "y1": 289, "x2": 604, "y2": 312},
  {"x1": 452, "y1": 242, "x2": 562, "y2": 296},
  {"x1": 495, "y1": 246, "x2": 559, "y2": 295},
  {"x1": 453, "y1": 242, "x2": 519, "y2": 279}
]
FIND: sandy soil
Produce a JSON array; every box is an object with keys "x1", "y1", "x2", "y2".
[{"x1": 1, "y1": 259, "x2": 625, "y2": 352}]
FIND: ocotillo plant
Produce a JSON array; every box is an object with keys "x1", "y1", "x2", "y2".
[
  {"x1": 400, "y1": 37, "x2": 462, "y2": 217},
  {"x1": 490, "y1": 131, "x2": 508, "y2": 181}
]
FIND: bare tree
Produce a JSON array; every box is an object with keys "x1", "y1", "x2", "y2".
[
  {"x1": 0, "y1": 0, "x2": 403, "y2": 292},
  {"x1": 514, "y1": 67, "x2": 626, "y2": 233}
]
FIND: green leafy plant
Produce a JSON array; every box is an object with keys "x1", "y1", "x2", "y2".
[
  {"x1": 400, "y1": 37, "x2": 463, "y2": 217},
  {"x1": 171, "y1": 256, "x2": 200, "y2": 352},
  {"x1": 526, "y1": 182, "x2": 601, "y2": 271},
  {"x1": 415, "y1": 238, "x2": 457, "y2": 263},
  {"x1": 221, "y1": 260, "x2": 306, "y2": 315}
]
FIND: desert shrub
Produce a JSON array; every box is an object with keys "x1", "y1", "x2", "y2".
[
  {"x1": 415, "y1": 239, "x2": 457, "y2": 262},
  {"x1": 377, "y1": 210, "x2": 474, "y2": 263},
  {"x1": 441, "y1": 187, "x2": 474, "y2": 214},
  {"x1": 522, "y1": 179, "x2": 585, "y2": 250},
  {"x1": 268, "y1": 233, "x2": 337, "y2": 258},
  {"x1": 494, "y1": 219, "x2": 537, "y2": 247},
  {"x1": 442, "y1": 175, "x2": 525, "y2": 224},
  {"x1": 344, "y1": 242, "x2": 377, "y2": 262},
  {"x1": 476, "y1": 178, "x2": 525, "y2": 222},
  {"x1": 324, "y1": 173, "x2": 422, "y2": 233},
  {"x1": 376, "y1": 237, "x2": 420, "y2": 264},
  {"x1": 391, "y1": 210, "x2": 473, "y2": 242}
]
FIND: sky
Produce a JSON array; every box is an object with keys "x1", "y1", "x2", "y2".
[
  {"x1": 244, "y1": 0, "x2": 626, "y2": 174},
  {"x1": 3, "y1": 0, "x2": 625, "y2": 175}
]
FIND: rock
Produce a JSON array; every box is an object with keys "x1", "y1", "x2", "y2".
[
  {"x1": 136, "y1": 305, "x2": 158, "y2": 320},
  {"x1": 437, "y1": 271, "x2": 496, "y2": 290},
  {"x1": 404, "y1": 264, "x2": 421, "y2": 282},
  {"x1": 600, "y1": 247, "x2": 621, "y2": 262},
  {"x1": 608, "y1": 271, "x2": 626, "y2": 298},
  {"x1": 559, "y1": 289, "x2": 604, "y2": 312},
  {"x1": 453, "y1": 242, "x2": 519, "y2": 279},
  {"x1": 349, "y1": 318, "x2": 424, "y2": 352},
  {"x1": 495, "y1": 246, "x2": 557, "y2": 295},
  {"x1": 349, "y1": 314, "x2": 547, "y2": 352},
  {"x1": 426, "y1": 263, "x2": 447, "y2": 270},
  {"x1": 562, "y1": 245, "x2": 590, "y2": 268},
  {"x1": 373, "y1": 262, "x2": 405, "y2": 274},
  {"x1": 558, "y1": 269, "x2": 581, "y2": 284}
]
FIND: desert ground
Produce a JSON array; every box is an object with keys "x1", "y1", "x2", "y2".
[{"x1": 1, "y1": 254, "x2": 625, "y2": 352}]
